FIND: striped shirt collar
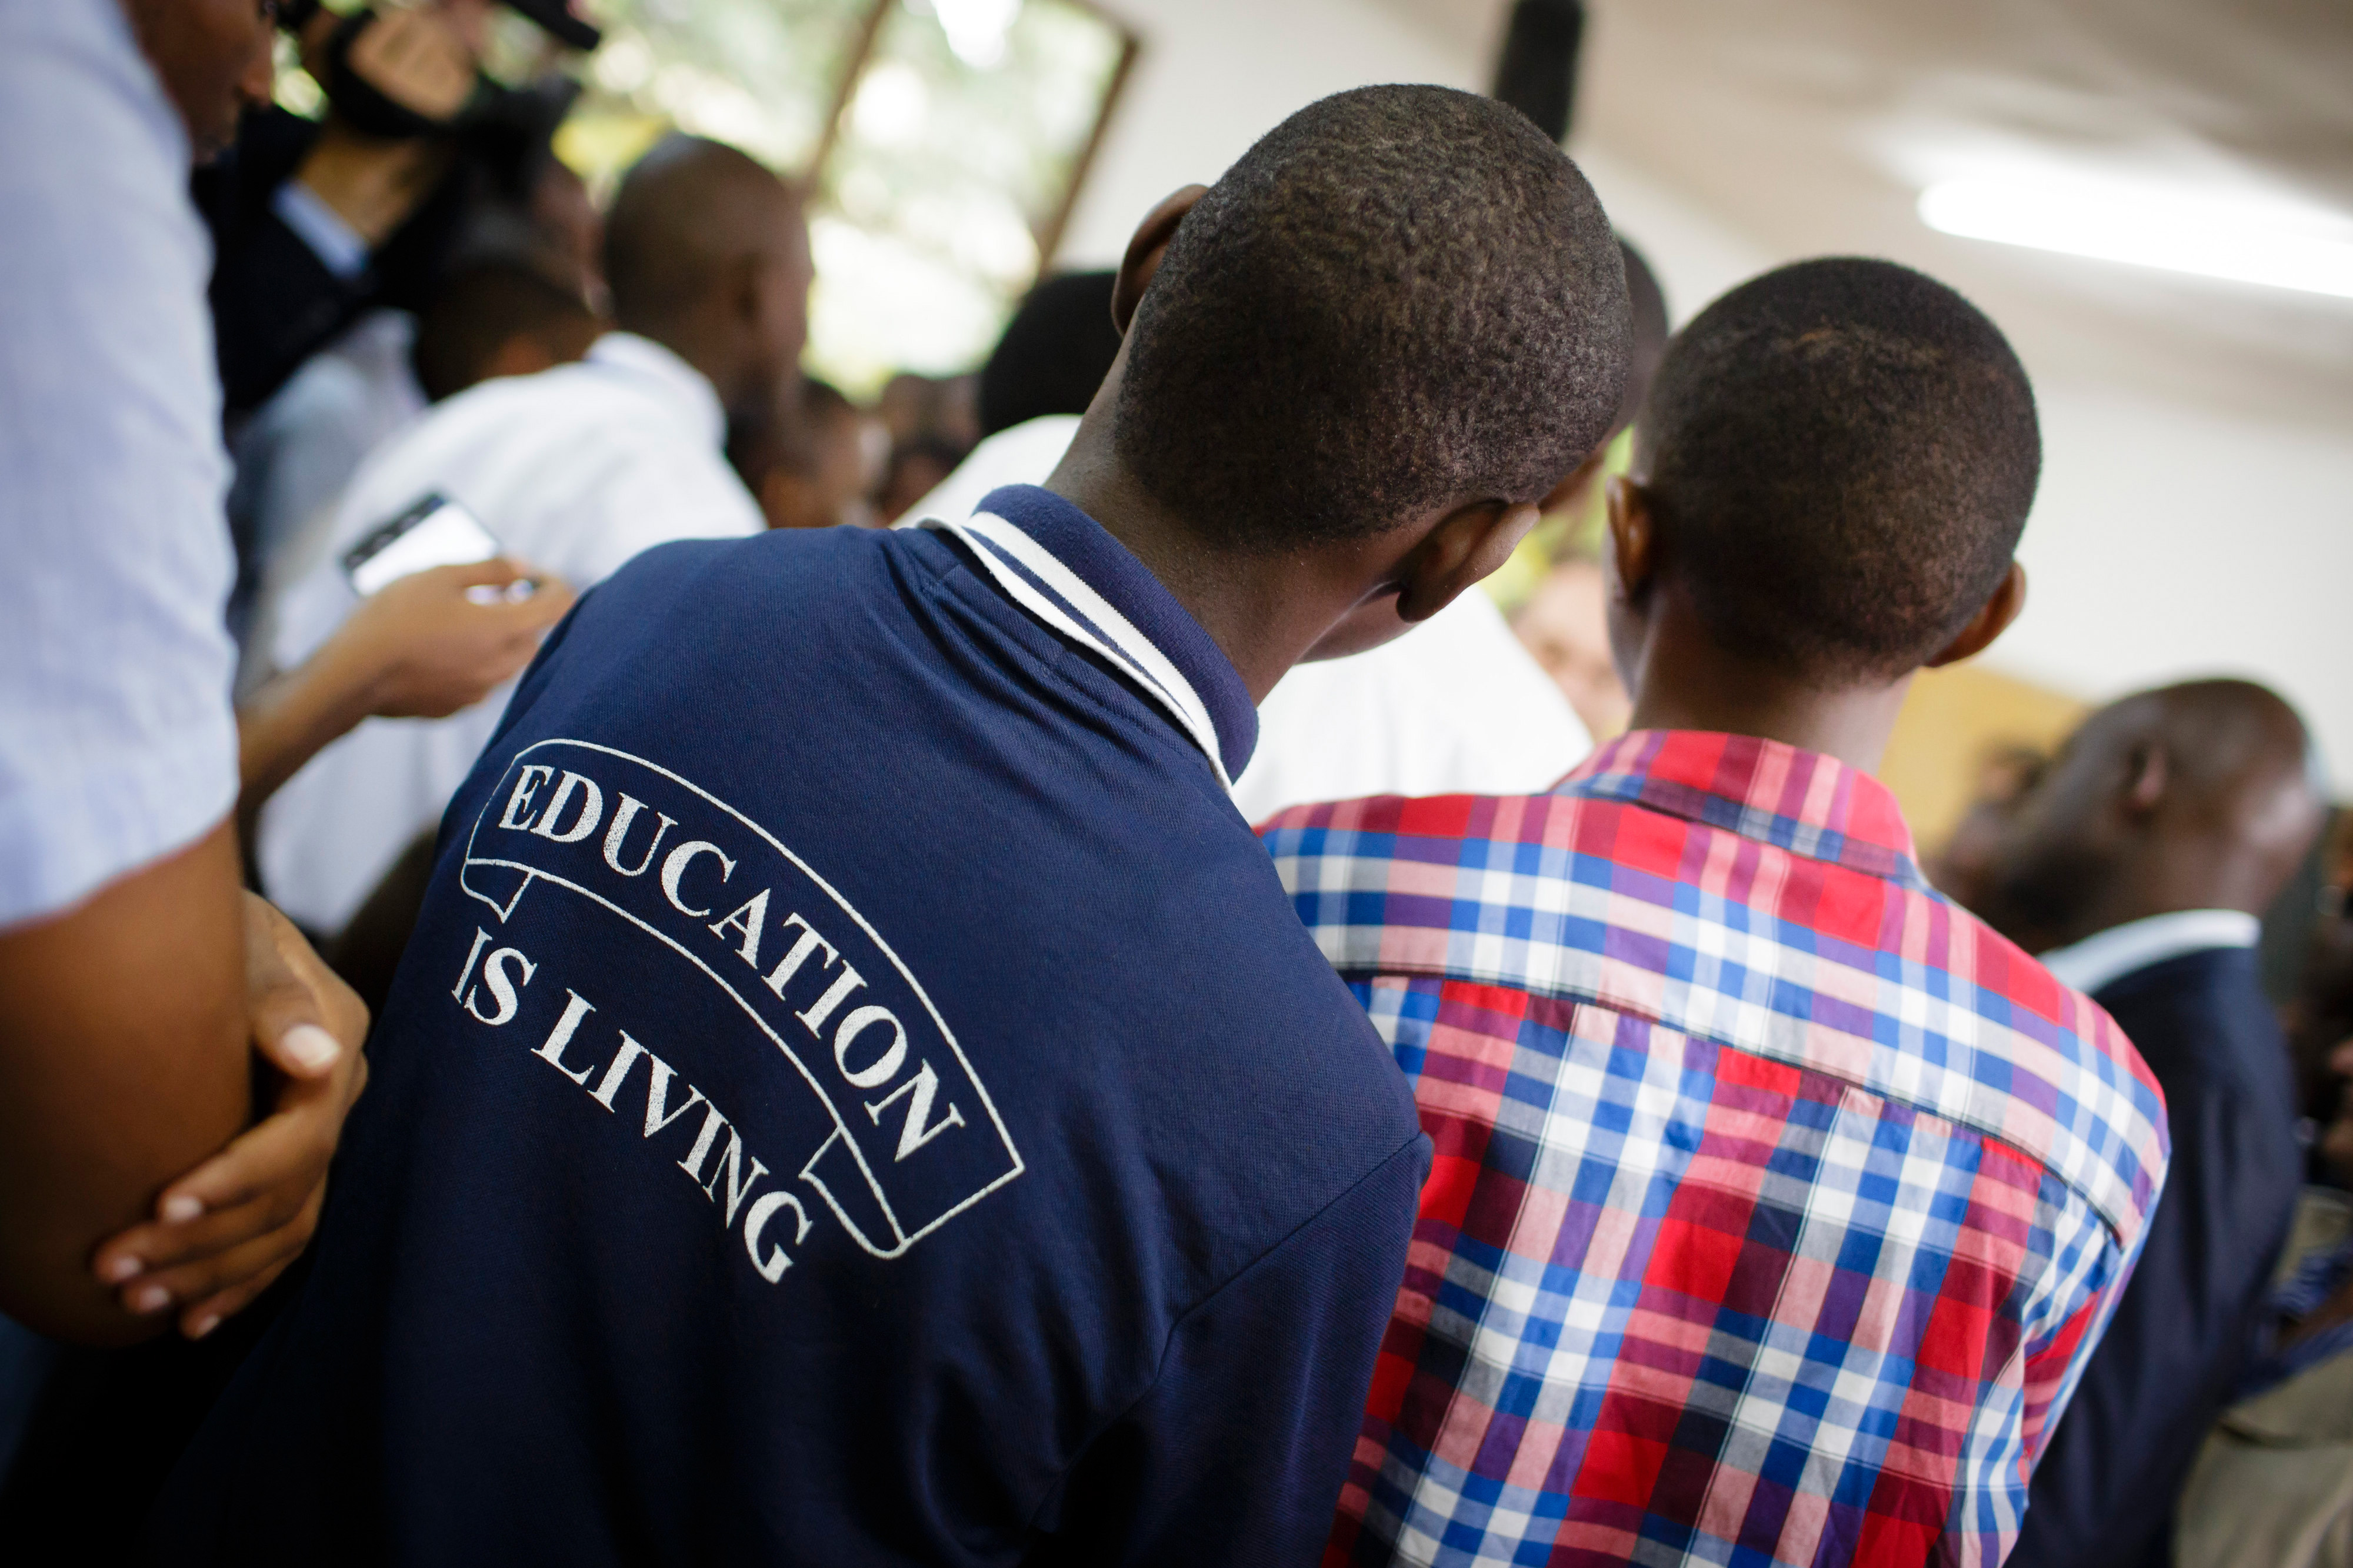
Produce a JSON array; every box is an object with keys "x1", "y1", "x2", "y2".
[
  {"x1": 1558, "y1": 729, "x2": 1929, "y2": 889},
  {"x1": 2039, "y1": 908, "x2": 2262, "y2": 996},
  {"x1": 935, "y1": 485, "x2": 1257, "y2": 783}
]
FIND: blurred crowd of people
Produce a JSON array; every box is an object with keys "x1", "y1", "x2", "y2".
[{"x1": 2, "y1": 1, "x2": 2348, "y2": 1566}]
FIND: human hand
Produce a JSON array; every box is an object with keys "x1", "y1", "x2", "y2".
[
  {"x1": 338, "y1": 557, "x2": 576, "y2": 720},
  {"x1": 89, "y1": 895, "x2": 370, "y2": 1339},
  {"x1": 344, "y1": 4, "x2": 476, "y2": 122}
]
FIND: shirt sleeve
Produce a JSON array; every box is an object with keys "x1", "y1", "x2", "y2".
[
  {"x1": 2008, "y1": 1076, "x2": 2303, "y2": 1568},
  {"x1": 565, "y1": 435, "x2": 764, "y2": 590},
  {"x1": 0, "y1": 0, "x2": 239, "y2": 927},
  {"x1": 1025, "y1": 1132, "x2": 1429, "y2": 1568}
]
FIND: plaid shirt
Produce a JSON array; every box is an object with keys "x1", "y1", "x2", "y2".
[{"x1": 1262, "y1": 731, "x2": 2169, "y2": 1568}]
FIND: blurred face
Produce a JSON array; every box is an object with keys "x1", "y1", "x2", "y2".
[
  {"x1": 1970, "y1": 723, "x2": 2125, "y2": 943},
  {"x1": 756, "y1": 409, "x2": 864, "y2": 531},
  {"x1": 750, "y1": 205, "x2": 814, "y2": 391},
  {"x1": 1926, "y1": 748, "x2": 2047, "y2": 911},
  {"x1": 530, "y1": 161, "x2": 605, "y2": 302},
  {"x1": 1516, "y1": 559, "x2": 1631, "y2": 739},
  {"x1": 125, "y1": 0, "x2": 278, "y2": 160}
]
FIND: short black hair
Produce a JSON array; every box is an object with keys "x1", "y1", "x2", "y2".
[
  {"x1": 1639, "y1": 256, "x2": 2039, "y2": 683},
  {"x1": 978, "y1": 271, "x2": 1121, "y2": 439},
  {"x1": 1614, "y1": 237, "x2": 1669, "y2": 432},
  {"x1": 1115, "y1": 85, "x2": 1629, "y2": 551},
  {"x1": 412, "y1": 258, "x2": 597, "y2": 402}
]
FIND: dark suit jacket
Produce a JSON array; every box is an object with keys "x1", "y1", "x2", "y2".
[{"x1": 2009, "y1": 945, "x2": 2304, "y2": 1568}]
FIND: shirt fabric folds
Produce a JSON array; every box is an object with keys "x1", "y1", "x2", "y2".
[
  {"x1": 1261, "y1": 730, "x2": 2171, "y2": 1567},
  {"x1": 2008, "y1": 932, "x2": 2302, "y2": 1568},
  {"x1": 256, "y1": 330, "x2": 763, "y2": 936},
  {"x1": 159, "y1": 485, "x2": 1424, "y2": 1566},
  {"x1": 0, "y1": 0, "x2": 239, "y2": 927}
]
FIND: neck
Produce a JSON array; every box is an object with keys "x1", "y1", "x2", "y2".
[
  {"x1": 1624, "y1": 588, "x2": 1912, "y2": 774},
  {"x1": 622, "y1": 316, "x2": 746, "y2": 414},
  {"x1": 2038, "y1": 847, "x2": 2278, "y2": 952},
  {"x1": 1044, "y1": 418, "x2": 1375, "y2": 703}
]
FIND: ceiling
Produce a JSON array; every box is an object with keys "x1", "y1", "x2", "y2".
[{"x1": 1368, "y1": 0, "x2": 2353, "y2": 431}]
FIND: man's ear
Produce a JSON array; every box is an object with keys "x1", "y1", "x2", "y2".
[
  {"x1": 1926, "y1": 562, "x2": 2028, "y2": 669},
  {"x1": 1112, "y1": 185, "x2": 1209, "y2": 335},
  {"x1": 2121, "y1": 741, "x2": 2170, "y2": 816},
  {"x1": 1604, "y1": 476, "x2": 1658, "y2": 607},
  {"x1": 1392, "y1": 501, "x2": 1542, "y2": 625}
]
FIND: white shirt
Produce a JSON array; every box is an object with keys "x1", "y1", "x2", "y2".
[
  {"x1": 0, "y1": 0, "x2": 239, "y2": 928},
  {"x1": 903, "y1": 415, "x2": 1594, "y2": 824},
  {"x1": 2038, "y1": 909, "x2": 2262, "y2": 997},
  {"x1": 232, "y1": 309, "x2": 427, "y2": 688},
  {"x1": 258, "y1": 332, "x2": 763, "y2": 934},
  {"x1": 1230, "y1": 590, "x2": 1592, "y2": 821}
]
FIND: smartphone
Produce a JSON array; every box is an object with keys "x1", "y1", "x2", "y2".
[{"x1": 344, "y1": 493, "x2": 502, "y2": 597}]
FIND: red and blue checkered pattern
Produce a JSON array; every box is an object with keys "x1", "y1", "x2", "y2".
[{"x1": 1261, "y1": 731, "x2": 2169, "y2": 1568}]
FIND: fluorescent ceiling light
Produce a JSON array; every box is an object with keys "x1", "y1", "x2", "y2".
[{"x1": 1919, "y1": 177, "x2": 2353, "y2": 299}]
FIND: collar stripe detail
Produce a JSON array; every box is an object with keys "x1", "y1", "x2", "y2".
[
  {"x1": 932, "y1": 514, "x2": 1234, "y2": 790},
  {"x1": 958, "y1": 528, "x2": 1176, "y2": 706},
  {"x1": 2038, "y1": 909, "x2": 2262, "y2": 995}
]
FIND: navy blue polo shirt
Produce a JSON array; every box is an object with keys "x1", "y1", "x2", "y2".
[{"x1": 159, "y1": 486, "x2": 1428, "y2": 1567}]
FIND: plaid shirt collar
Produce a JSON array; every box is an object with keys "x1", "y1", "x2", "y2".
[{"x1": 1558, "y1": 729, "x2": 1932, "y2": 892}]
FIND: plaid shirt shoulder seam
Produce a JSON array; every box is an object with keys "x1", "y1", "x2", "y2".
[{"x1": 1323, "y1": 948, "x2": 2148, "y2": 1254}]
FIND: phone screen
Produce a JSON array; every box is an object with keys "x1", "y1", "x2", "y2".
[{"x1": 344, "y1": 493, "x2": 502, "y2": 597}]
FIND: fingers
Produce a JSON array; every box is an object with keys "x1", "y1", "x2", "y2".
[
  {"x1": 137, "y1": 1196, "x2": 319, "y2": 1341},
  {"x1": 107, "y1": 1188, "x2": 315, "y2": 1333},
  {"x1": 178, "y1": 1255, "x2": 298, "y2": 1342},
  {"x1": 77, "y1": 899, "x2": 370, "y2": 1332},
  {"x1": 148, "y1": 1071, "x2": 345, "y2": 1236},
  {"x1": 96, "y1": 1183, "x2": 306, "y2": 1288},
  {"x1": 244, "y1": 894, "x2": 368, "y2": 1081},
  {"x1": 421, "y1": 556, "x2": 529, "y2": 592},
  {"x1": 88, "y1": 1045, "x2": 361, "y2": 1292},
  {"x1": 495, "y1": 571, "x2": 576, "y2": 632},
  {"x1": 350, "y1": 8, "x2": 474, "y2": 121}
]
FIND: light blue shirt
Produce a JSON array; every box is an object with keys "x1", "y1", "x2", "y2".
[{"x1": 0, "y1": 0, "x2": 239, "y2": 926}]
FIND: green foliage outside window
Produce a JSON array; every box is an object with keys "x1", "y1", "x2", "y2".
[{"x1": 566, "y1": 0, "x2": 1137, "y2": 395}]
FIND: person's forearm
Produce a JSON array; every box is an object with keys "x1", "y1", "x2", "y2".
[
  {"x1": 0, "y1": 822, "x2": 252, "y2": 1343},
  {"x1": 294, "y1": 123, "x2": 452, "y2": 246},
  {"x1": 238, "y1": 635, "x2": 383, "y2": 828}
]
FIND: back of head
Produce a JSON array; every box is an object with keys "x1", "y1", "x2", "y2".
[
  {"x1": 1977, "y1": 678, "x2": 2322, "y2": 944},
  {"x1": 412, "y1": 258, "x2": 599, "y2": 402},
  {"x1": 978, "y1": 271, "x2": 1122, "y2": 439},
  {"x1": 1115, "y1": 85, "x2": 1630, "y2": 552},
  {"x1": 602, "y1": 134, "x2": 798, "y2": 340},
  {"x1": 1640, "y1": 257, "x2": 2039, "y2": 685}
]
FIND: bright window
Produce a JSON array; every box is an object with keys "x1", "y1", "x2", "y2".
[{"x1": 564, "y1": 0, "x2": 1138, "y2": 395}]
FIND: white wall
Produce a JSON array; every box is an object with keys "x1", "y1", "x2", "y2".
[
  {"x1": 1052, "y1": 1, "x2": 2353, "y2": 791},
  {"x1": 2001, "y1": 386, "x2": 2353, "y2": 785},
  {"x1": 1056, "y1": 0, "x2": 1484, "y2": 265},
  {"x1": 1569, "y1": 152, "x2": 2353, "y2": 788}
]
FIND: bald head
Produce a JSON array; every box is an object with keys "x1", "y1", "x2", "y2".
[
  {"x1": 602, "y1": 136, "x2": 811, "y2": 410},
  {"x1": 1972, "y1": 679, "x2": 2326, "y2": 951}
]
